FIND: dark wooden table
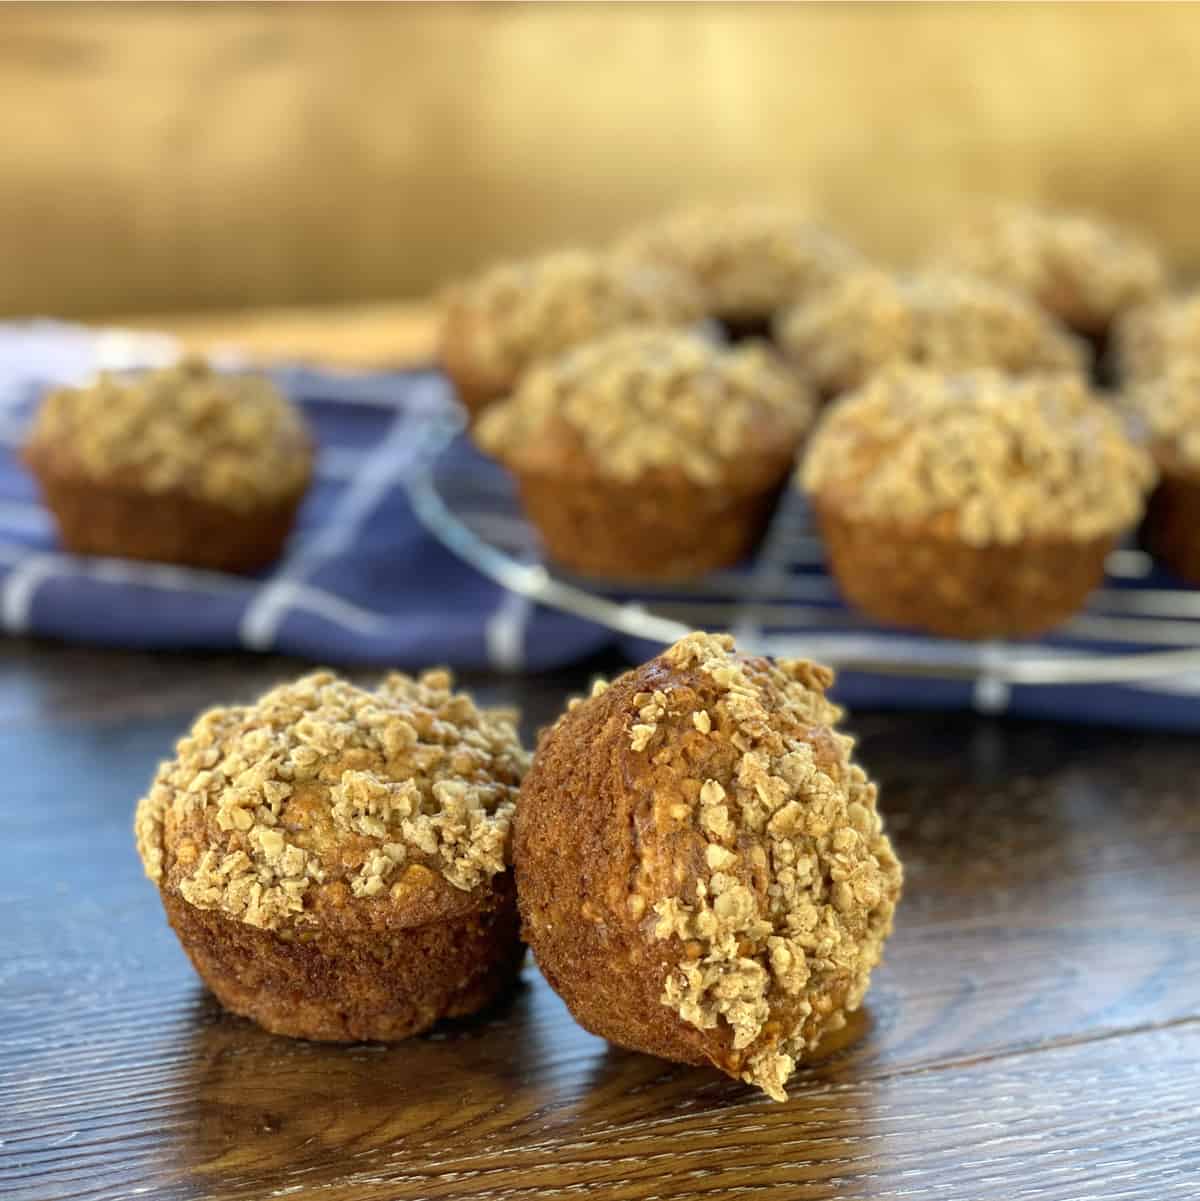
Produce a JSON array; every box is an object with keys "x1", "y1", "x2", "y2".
[{"x1": 3, "y1": 636, "x2": 1199, "y2": 1201}]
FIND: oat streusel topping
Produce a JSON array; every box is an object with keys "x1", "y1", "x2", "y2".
[
  {"x1": 440, "y1": 248, "x2": 703, "y2": 381},
  {"x1": 1124, "y1": 360, "x2": 1200, "y2": 473},
  {"x1": 935, "y1": 203, "x2": 1166, "y2": 331},
  {"x1": 474, "y1": 329, "x2": 814, "y2": 485},
  {"x1": 774, "y1": 268, "x2": 1086, "y2": 396},
  {"x1": 637, "y1": 632, "x2": 901, "y2": 1100},
  {"x1": 134, "y1": 670, "x2": 527, "y2": 930},
  {"x1": 802, "y1": 366, "x2": 1155, "y2": 545},
  {"x1": 615, "y1": 204, "x2": 862, "y2": 321},
  {"x1": 25, "y1": 357, "x2": 311, "y2": 509},
  {"x1": 1114, "y1": 291, "x2": 1200, "y2": 382}
]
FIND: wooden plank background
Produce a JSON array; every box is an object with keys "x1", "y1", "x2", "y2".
[{"x1": 4, "y1": 3, "x2": 1200, "y2": 319}]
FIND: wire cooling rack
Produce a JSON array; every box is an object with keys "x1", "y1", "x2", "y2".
[{"x1": 409, "y1": 406, "x2": 1200, "y2": 711}]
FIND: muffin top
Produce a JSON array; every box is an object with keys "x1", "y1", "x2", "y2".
[
  {"x1": 615, "y1": 204, "x2": 862, "y2": 322},
  {"x1": 545, "y1": 631, "x2": 901, "y2": 1099},
  {"x1": 802, "y1": 366, "x2": 1154, "y2": 545},
  {"x1": 134, "y1": 670, "x2": 527, "y2": 932},
  {"x1": 934, "y1": 203, "x2": 1166, "y2": 333},
  {"x1": 439, "y1": 248, "x2": 703, "y2": 383},
  {"x1": 1124, "y1": 360, "x2": 1200, "y2": 475},
  {"x1": 24, "y1": 357, "x2": 311, "y2": 510},
  {"x1": 475, "y1": 328, "x2": 814, "y2": 487},
  {"x1": 1113, "y1": 291, "x2": 1200, "y2": 382},
  {"x1": 774, "y1": 268, "x2": 1087, "y2": 396}
]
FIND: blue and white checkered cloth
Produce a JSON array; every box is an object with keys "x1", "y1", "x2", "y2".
[{"x1": 3, "y1": 322, "x2": 1200, "y2": 729}]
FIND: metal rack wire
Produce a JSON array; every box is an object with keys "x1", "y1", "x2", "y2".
[{"x1": 407, "y1": 407, "x2": 1200, "y2": 700}]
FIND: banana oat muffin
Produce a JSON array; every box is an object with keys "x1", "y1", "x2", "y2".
[
  {"x1": 1124, "y1": 362, "x2": 1200, "y2": 583},
  {"x1": 135, "y1": 670, "x2": 528, "y2": 1041},
  {"x1": 23, "y1": 357, "x2": 311, "y2": 572},
  {"x1": 474, "y1": 329, "x2": 815, "y2": 580},
  {"x1": 934, "y1": 203, "x2": 1166, "y2": 346},
  {"x1": 438, "y1": 248, "x2": 703, "y2": 419},
  {"x1": 615, "y1": 204, "x2": 862, "y2": 338},
  {"x1": 516, "y1": 631, "x2": 902, "y2": 1101},
  {"x1": 1112, "y1": 290, "x2": 1200, "y2": 383},
  {"x1": 774, "y1": 268, "x2": 1087, "y2": 401},
  {"x1": 802, "y1": 366, "x2": 1155, "y2": 638}
]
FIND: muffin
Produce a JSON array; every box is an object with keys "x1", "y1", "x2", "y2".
[
  {"x1": 438, "y1": 248, "x2": 703, "y2": 419},
  {"x1": 1124, "y1": 362, "x2": 1200, "y2": 583},
  {"x1": 134, "y1": 669, "x2": 527, "y2": 1041},
  {"x1": 474, "y1": 329, "x2": 815, "y2": 580},
  {"x1": 516, "y1": 630, "x2": 902, "y2": 1101},
  {"x1": 23, "y1": 357, "x2": 311, "y2": 573},
  {"x1": 1112, "y1": 290, "x2": 1200, "y2": 383},
  {"x1": 615, "y1": 204, "x2": 862, "y2": 339},
  {"x1": 774, "y1": 268, "x2": 1087, "y2": 401},
  {"x1": 802, "y1": 366, "x2": 1155, "y2": 639},
  {"x1": 934, "y1": 203, "x2": 1166, "y2": 349}
]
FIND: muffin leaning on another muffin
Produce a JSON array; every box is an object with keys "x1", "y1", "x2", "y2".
[
  {"x1": 933, "y1": 203, "x2": 1166, "y2": 350},
  {"x1": 615, "y1": 203, "x2": 862, "y2": 339},
  {"x1": 134, "y1": 669, "x2": 528, "y2": 1041},
  {"x1": 773, "y1": 268, "x2": 1088, "y2": 402},
  {"x1": 1112, "y1": 290, "x2": 1200, "y2": 384},
  {"x1": 475, "y1": 329, "x2": 816, "y2": 580},
  {"x1": 516, "y1": 630, "x2": 902, "y2": 1101},
  {"x1": 1124, "y1": 362, "x2": 1200, "y2": 584},
  {"x1": 802, "y1": 366, "x2": 1155, "y2": 639},
  {"x1": 438, "y1": 248, "x2": 704, "y2": 420},
  {"x1": 23, "y1": 357, "x2": 312, "y2": 573}
]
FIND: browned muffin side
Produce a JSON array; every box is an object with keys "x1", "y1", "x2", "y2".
[
  {"x1": 135, "y1": 670, "x2": 528, "y2": 1041},
  {"x1": 23, "y1": 356, "x2": 312, "y2": 573},
  {"x1": 475, "y1": 329, "x2": 815, "y2": 580},
  {"x1": 515, "y1": 631, "x2": 902, "y2": 1101},
  {"x1": 773, "y1": 268, "x2": 1088, "y2": 402},
  {"x1": 438, "y1": 249, "x2": 703, "y2": 419},
  {"x1": 801, "y1": 366, "x2": 1155, "y2": 638}
]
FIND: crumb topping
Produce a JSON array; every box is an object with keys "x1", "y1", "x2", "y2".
[
  {"x1": 636, "y1": 632, "x2": 901, "y2": 1100},
  {"x1": 134, "y1": 670, "x2": 527, "y2": 930},
  {"x1": 25, "y1": 357, "x2": 311, "y2": 509},
  {"x1": 774, "y1": 268, "x2": 1087, "y2": 396},
  {"x1": 802, "y1": 366, "x2": 1154, "y2": 545},
  {"x1": 440, "y1": 248, "x2": 703, "y2": 381},
  {"x1": 935, "y1": 203, "x2": 1166, "y2": 331},
  {"x1": 1124, "y1": 360, "x2": 1200, "y2": 473},
  {"x1": 615, "y1": 204, "x2": 861, "y2": 321},
  {"x1": 1114, "y1": 291, "x2": 1200, "y2": 382},
  {"x1": 474, "y1": 328, "x2": 814, "y2": 485}
]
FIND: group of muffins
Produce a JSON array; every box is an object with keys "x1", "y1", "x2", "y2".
[
  {"x1": 136, "y1": 631, "x2": 903, "y2": 1101},
  {"x1": 446, "y1": 200, "x2": 1200, "y2": 639}
]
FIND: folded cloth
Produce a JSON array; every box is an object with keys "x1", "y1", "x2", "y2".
[{"x1": 2, "y1": 322, "x2": 1199, "y2": 729}]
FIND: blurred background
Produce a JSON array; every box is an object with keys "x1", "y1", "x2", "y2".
[{"x1": 4, "y1": 1, "x2": 1200, "y2": 323}]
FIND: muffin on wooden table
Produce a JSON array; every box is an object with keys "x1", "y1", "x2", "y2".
[
  {"x1": 516, "y1": 630, "x2": 902, "y2": 1101},
  {"x1": 1112, "y1": 290, "x2": 1200, "y2": 384},
  {"x1": 474, "y1": 329, "x2": 815, "y2": 580},
  {"x1": 801, "y1": 366, "x2": 1155, "y2": 639},
  {"x1": 615, "y1": 204, "x2": 862, "y2": 340},
  {"x1": 774, "y1": 268, "x2": 1087, "y2": 402},
  {"x1": 438, "y1": 248, "x2": 703, "y2": 420},
  {"x1": 135, "y1": 669, "x2": 528, "y2": 1041},
  {"x1": 934, "y1": 203, "x2": 1165, "y2": 354},
  {"x1": 23, "y1": 357, "x2": 311, "y2": 573},
  {"x1": 1124, "y1": 362, "x2": 1200, "y2": 584}
]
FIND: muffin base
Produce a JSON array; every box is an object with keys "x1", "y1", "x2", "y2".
[
  {"x1": 1145, "y1": 468, "x2": 1200, "y2": 586},
  {"x1": 162, "y1": 877, "x2": 523, "y2": 1041},
  {"x1": 815, "y1": 503, "x2": 1114, "y2": 639},
  {"x1": 439, "y1": 306, "x2": 514, "y2": 422},
  {"x1": 29, "y1": 459, "x2": 305, "y2": 574},
  {"x1": 515, "y1": 469, "x2": 788, "y2": 581}
]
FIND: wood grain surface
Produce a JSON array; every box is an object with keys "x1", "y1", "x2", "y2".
[{"x1": 3, "y1": 638, "x2": 1198, "y2": 1200}]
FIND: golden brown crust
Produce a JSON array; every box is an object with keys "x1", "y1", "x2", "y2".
[
  {"x1": 814, "y1": 500, "x2": 1115, "y2": 639},
  {"x1": 515, "y1": 633, "x2": 901, "y2": 1100}
]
